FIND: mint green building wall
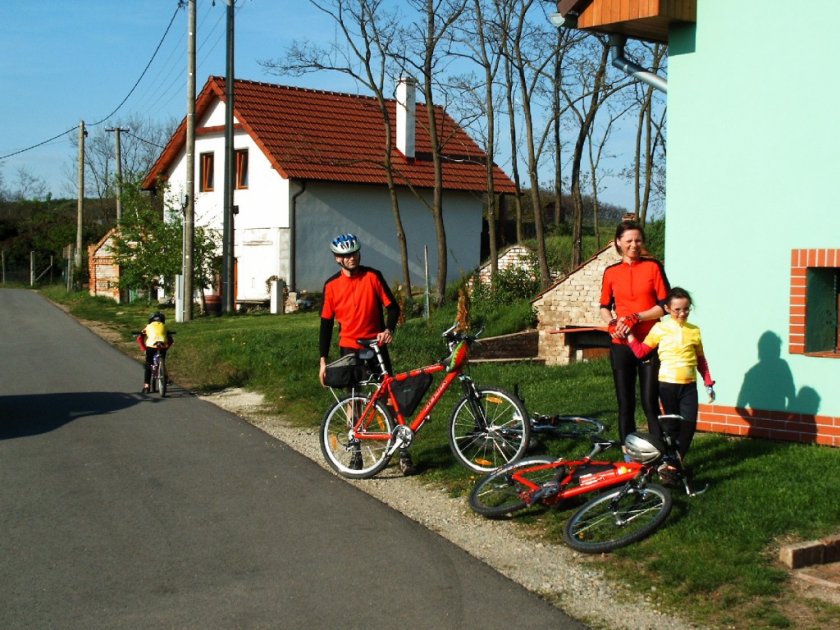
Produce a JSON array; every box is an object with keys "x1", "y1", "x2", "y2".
[{"x1": 666, "y1": 0, "x2": 840, "y2": 418}]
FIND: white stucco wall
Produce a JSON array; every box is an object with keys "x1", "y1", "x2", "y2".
[
  {"x1": 294, "y1": 182, "x2": 483, "y2": 294},
  {"x1": 162, "y1": 101, "x2": 290, "y2": 300}
]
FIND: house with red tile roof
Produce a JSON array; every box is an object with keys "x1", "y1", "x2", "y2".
[{"x1": 142, "y1": 75, "x2": 515, "y2": 300}]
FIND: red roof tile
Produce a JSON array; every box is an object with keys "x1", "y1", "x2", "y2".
[{"x1": 143, "y1": 76, "x2": 515, "y2": 193}]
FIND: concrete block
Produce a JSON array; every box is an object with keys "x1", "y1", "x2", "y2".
[
  {"x1": 780, "y1": 541, "x2": 824, "y2": 569},
  {"x1": 822, "y1": 535, "x2": 840, "y2": 563}
]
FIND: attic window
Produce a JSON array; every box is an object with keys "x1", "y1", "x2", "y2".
[
  {"x1": 789, "y1": 249, "x2": 840, "y2": 356},
  {"x1": 200, "y1": 152, "x2": 214, "y2": 192},
  {"x1": 235, "y1": 149, "x2": 249, "y2": 189}
]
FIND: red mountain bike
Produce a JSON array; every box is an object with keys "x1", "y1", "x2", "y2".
[
  {"x1": 470, "y1": 414, "x2": 706, "y2": 553},
  {"x1": 319, "y1": 324, "x2": 530, "y2": 478}
]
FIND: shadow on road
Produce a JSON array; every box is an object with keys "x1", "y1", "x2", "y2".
[{"x1": 0, "y1": 391, "x2": 143, "y2": 439}]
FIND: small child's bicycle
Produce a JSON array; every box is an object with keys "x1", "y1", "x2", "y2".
[
  {"x1": 319, "y1": 324, "x2": 531, "y2": 478},
  {"x1": 148, "y1": 342, "x2": 169, "y2": 397},
  {"x1": 132, "y1": 330, "x2": 174, "y2": 398},
  {"x1": 470, "y1": 413, "x2": 706, "y2": 553}
]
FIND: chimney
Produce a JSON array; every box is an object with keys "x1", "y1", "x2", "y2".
[{"x1": 396, "y1": 76, "x2": 416, "y2": 159}]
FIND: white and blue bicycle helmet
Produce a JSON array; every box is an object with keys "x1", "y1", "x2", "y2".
[{"x1": 330, "y1": 233, "x2": 361, "y2": 255}]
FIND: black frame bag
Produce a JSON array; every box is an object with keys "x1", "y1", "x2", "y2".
[
  {"x1": 391, "y1": 373, "x2": 433, "y2": 416},
  {"x1": 323, "y1": 354, "x2": 361, "y2": 388}
]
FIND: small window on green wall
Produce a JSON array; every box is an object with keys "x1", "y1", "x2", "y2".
[{"x1": 805, "y1": 268, "x2": 839, "y2": 352}]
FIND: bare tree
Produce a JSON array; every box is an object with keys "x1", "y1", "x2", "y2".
[
  {"x1": 11, "y1": 168, "x2": 49, "y2": 202},
  {"x1": 449, "y1": 0, "x2": 507, "y2": 275},
  {"x1": 627, "y1": 42, "x2": 667, "y2": 224},
  {"x1": 560, "y1": 36, "x2": 632, "y2": 268},
  {"x1": 397, "y1": 0, "x2": 468, "y2": 305},
  {"x1": 65, "y1": 116, "x2": 176, "y2": 222},
  {"x1": 502, "y1": 0, "x2": 560, "y2": 288},
  {"x1": 261, "y1": 0, "x2": 416, "y2": 295}
]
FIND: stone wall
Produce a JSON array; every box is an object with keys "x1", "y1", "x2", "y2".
[
  {"x1": 533, "y1": 245, "x2": 619, "y2": 366},
  {"x1": 474, "y1": 245, "x2": 536, "y2": 285}
]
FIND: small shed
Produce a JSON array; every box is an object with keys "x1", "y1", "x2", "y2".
[
  {"x1": 88, "y1": 229, "x2": 121, "y2": 303},
  {"x1": 532, "y1": 244, "x2": 619, "y2": 366},
  {"x1": 474, "y1": 245, "x2": 536, "y2": 286}
]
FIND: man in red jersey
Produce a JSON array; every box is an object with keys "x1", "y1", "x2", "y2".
[{"x1": 319, "y1": 233, "x2": 415, "y2": 474}]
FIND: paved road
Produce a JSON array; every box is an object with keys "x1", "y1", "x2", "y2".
[{"x1": 0, "y1": 289, "x2": 586, "y2": 629}]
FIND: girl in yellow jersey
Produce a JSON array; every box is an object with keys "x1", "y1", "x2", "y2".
[
  {"x1": 626, "y1": 287, "x2": 715, "y2": 458},
  {"x1": 137, "y1": 311, "x2": 174, "y2": 393}
]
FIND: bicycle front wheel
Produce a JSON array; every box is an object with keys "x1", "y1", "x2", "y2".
[
  {"x1": 320, "y1": 394, "x2": 395, "y2": 479},
  {"x1": 563, "y1": 483, "x2": 672, "y2": 554},
  {"x1": 449, "y1": 387, "x2": 530, "y2": 473},
  {"x1": 469, "y1": 456, "x2": 559, "y2": 518},
  {"x1": 157, "y1": 359, "x2": 167, "y2": 397}
]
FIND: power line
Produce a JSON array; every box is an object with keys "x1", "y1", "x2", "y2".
[
  {"x1": 1, "y1": 4, "x2": 183, "y2": 162},
  {"x1": 0, "y1": 127, "x2": 77, "y2": 161},
  {"x1": 124, "y1": 130, "x2": 167, "y2": 150},
  {"x1": 90, "y1": 5, "x2": 183, "y2": 127}
]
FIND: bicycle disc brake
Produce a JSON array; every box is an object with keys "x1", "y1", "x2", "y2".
[{"x1": 387, "y1": 425, "x2": 414, "y2": 455}]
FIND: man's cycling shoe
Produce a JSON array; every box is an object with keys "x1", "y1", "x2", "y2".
[{"x1": 398, "y1": 451, "x2": 418, "y2": 476}]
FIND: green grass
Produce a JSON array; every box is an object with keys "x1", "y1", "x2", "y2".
[{"x1": 39, "y1": 285, "x2": 840, "y2": 629}]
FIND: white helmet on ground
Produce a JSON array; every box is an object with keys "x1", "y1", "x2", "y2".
[
  {"x1": 622, "y1": 432, "x2": 663, "y2": 464},
  {"x1": 330, "y1": 233, "x2": 361, "y2": 255}
]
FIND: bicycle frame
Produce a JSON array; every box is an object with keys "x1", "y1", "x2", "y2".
[
  {"x1": 345, "y1": 342, "x2": 476, "y2": 453},
  {"x1": 512, "y1": 457, "x2": 644, "y2": 507}
]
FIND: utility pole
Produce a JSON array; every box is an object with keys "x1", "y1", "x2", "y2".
[
  {"x1": 221, "y1": 0, "x2": 236, "y2": 313},
  {"x1": 105, "y1": 126, "x2": 129, "y2": 224},
  {"x1": 182, "y1": 0, "x2": 196, "y2": 321},
  {"x1": 75, "y1": 120, "x2": 86, "y2": 275}
]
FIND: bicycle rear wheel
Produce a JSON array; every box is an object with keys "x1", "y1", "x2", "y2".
[
  {"x1": 469, "y1": 456, "x2": 559, "y2": 518},
  {"x1": 320, "y1": 394, "x2": 394, "y2": 479},
  {"x1": 449, "y1": 387, "x2": 530, "y2": 473},
  {"x1": 563, "y1": 483, "x2": 672, "y2": 554},
  {"x1": 533, "y1": 415, "x2": 605, "y2": 439},
  {"x1": 157, "y1": 358, "x2": 167, "y2": 397}
]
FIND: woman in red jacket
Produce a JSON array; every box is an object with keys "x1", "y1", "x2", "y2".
[{"x1": 599, "y1": 219, "x2": 670, "y2": 444}]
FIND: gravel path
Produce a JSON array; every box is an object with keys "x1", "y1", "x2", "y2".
[{"x1": 201, "y1": 387, "x2": 703, "y2": 630}]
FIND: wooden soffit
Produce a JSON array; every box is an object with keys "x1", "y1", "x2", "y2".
[{"x1": 556, "y1": 0, "x2": 696, "y2": 44}]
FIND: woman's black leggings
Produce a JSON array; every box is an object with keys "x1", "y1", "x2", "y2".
[
  {"x1": 658, "y1": 382, "x2": 698, "y2": 457},
  {"x1": 609, "y1": 344, "x2": 661, "y2": 443}
]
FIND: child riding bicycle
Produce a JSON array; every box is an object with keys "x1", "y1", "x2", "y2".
[{"x1": 137, "y1": 311, "x2": 174, "y2": 394}]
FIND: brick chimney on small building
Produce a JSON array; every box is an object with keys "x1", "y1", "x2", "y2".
[{"x1": 396, "y1": 76, "x2": 416, "y2": 159}]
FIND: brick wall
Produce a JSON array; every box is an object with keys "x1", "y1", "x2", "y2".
[
  {"x1": 88, "y1": 230, "x2": 121, "y2": 303},
  {"x1": 788, "y1": 248, "x2": 840, "y2": 354},
  {"x1": 533, "y1": 245, "x2": 618, "y2": 365},
  {"x1": 698, "y1": 403, "x2": 840, "y2": 447}
]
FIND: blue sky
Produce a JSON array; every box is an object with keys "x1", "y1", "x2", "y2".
[
  {"x1": 0, "y1": 0, "x2": 361, "y2": 197},
  {"x1": 0, "y1": 0, "x2": 640, "y2": 209}
]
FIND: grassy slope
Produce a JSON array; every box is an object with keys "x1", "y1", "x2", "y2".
[{"x1": 41, "y1": 286, "x2": 840, "y2": 630}]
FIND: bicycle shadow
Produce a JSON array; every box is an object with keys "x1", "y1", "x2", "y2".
[
  {"x1": 0, "y1": 391, "x2": 142, "y2": 440},
  {"x1": 137, "y1": 381, "x2": 195, "y2": 401}
]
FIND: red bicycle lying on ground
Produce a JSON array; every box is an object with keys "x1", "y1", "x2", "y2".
[
  {"x1": 470, "y1": 413, "x2": 706, "y2": 553},
  {"x1": 319, "y1": 324, "x2": 531, "y2": 478}
]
